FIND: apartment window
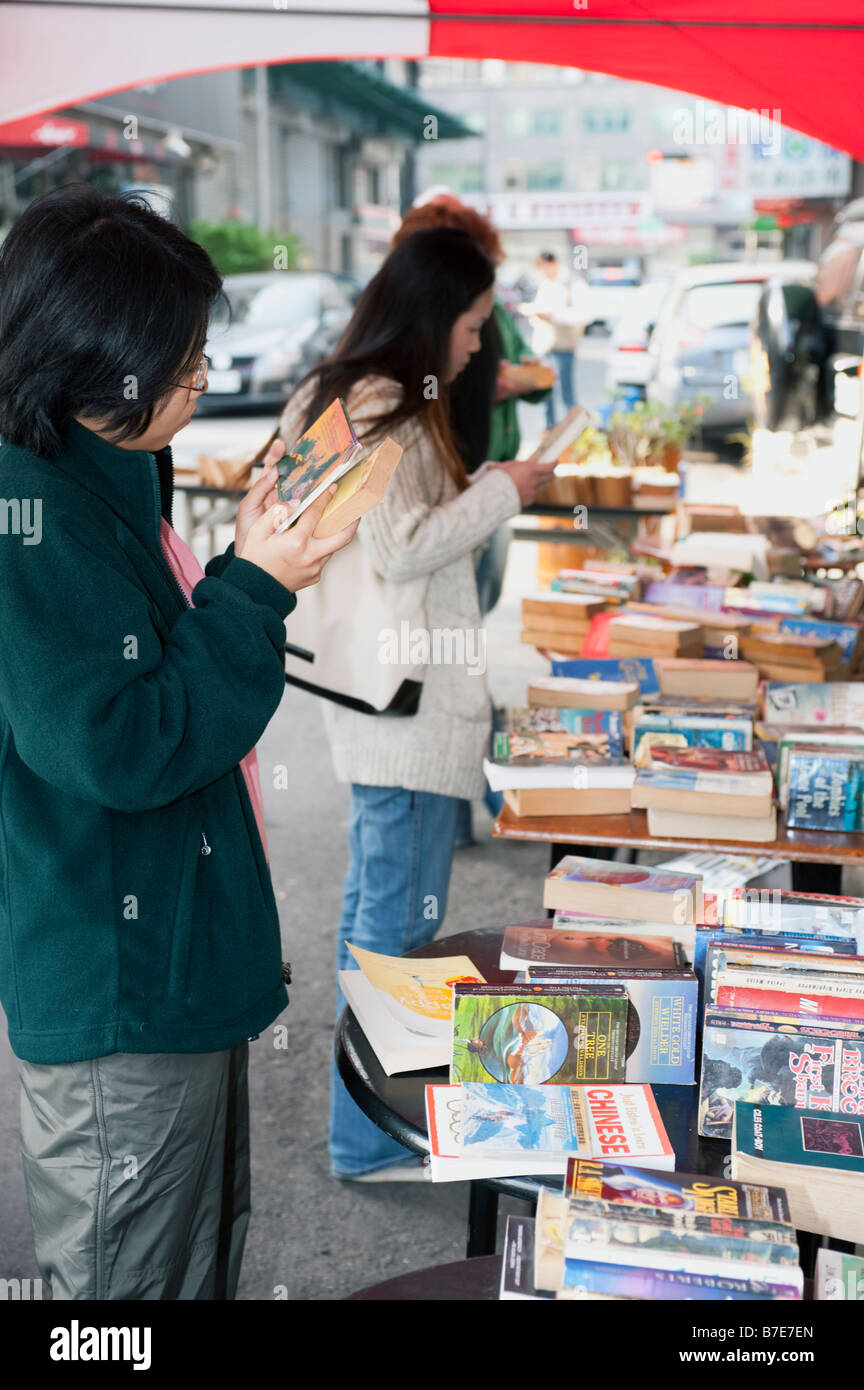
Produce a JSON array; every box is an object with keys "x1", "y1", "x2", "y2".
[
  {"x1": 503, "y1": 108, "x2": 563, "y2": 138},
  {"x1": 429, "y1": 162, "x2": 485, "y2": 193},
  {"x1": 601, "y1": 159, "x2": 638, "y2": 190},
  {"x1": 581, "y1": 107, "x2": 633, "y2": 135},
  {"x1": 525, "y1": 161, "x2": 565, "y2": 190},
  {"x1": 461, "y1": 111, "x2": 487, "y2": 136}
]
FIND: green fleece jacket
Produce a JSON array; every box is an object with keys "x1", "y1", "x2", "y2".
[{"x1": 0, "y1": 419, "x2": 295, "y2": 1062}]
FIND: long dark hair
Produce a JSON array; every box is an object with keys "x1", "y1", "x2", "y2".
[
  {"x1": 0, "y1": 184, "x2": 222, "y2": 459},
  {"x1": 298, "y1": 226, "x2": 495, "y2": 490}
]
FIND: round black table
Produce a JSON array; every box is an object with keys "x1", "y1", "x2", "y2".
[
  {"x1": 335, "y1": 923, "x2": 727, "y2": 1257},
  {"x1": 346, "y1": 1254, "x2": 502, "y2": 1301}
]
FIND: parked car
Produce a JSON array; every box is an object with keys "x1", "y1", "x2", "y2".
[
  {"x1": 585, "y1": 258, "x2": 643, "y2": 334},
  {"x1": 750, "y1": 201, "x2": 864, "y2": 432},
  {"x1": 605, "y1": 278, "x2": 671, "y2": 399},
  {"x1": 199, "y1": 271, "x2": 354, "y2": 412},
  {"x1": 646, "y1": 260, "x2": 816, "y2": 435}
]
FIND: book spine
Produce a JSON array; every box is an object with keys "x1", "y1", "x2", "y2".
[
  {"x1": 561, "y1": 1257, "x2": 799, "y2": 1300},
  {"x1": 565, "y1": 1212, "x2": 799, "y2": 1269},
  {"x1": 716, "y1": 985, "x2": 864, "y2": 1020},
  {"x1": 565, "y1": 1194, "x2": 797, "y2": 1250}
]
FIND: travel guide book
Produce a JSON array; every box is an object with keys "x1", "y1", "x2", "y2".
[
  {"x1": 424, "y1": 1081, "x2": 674, "y2": 1181},
  {"x1": 275, "y1": 396, "x2": 362, "y2": 526},
  {"x1": 543, "y1": 855, "x2": 703, "y2": 925},
  {"x1": 449, "y1": 984, "x2": 629, "y2": 1085}
]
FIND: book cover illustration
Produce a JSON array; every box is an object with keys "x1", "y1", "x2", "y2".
[
  {"x1": 565, "y1": 1158, "x2": 791, "y2": 1223},
  {"x1": 734, "y1": 1100, "x2": 864, "y2": 1174},
  {"x1": 276, "y1": 396, "x2": 360, "y2": 511},
  {"x1": 564, "y1": 1210, "x2": 799, "y2": 1271},
  {"x1": 546, "y1": 857, "x2": 701, "y2": 898},
  {"x1": 345, "y1": 943, "x2": 484, "y2": 1037},
  {"x1": 723, "y1": 888, "x2": 864, "y2": 942},
  {"x1": 459, "y1": 1082, "x2": 589, "y2": 1156},
  {"x1": 763, "y1": 681, "x2": 864, "y2": 728},
  {"x1": 562, "y1": 1087, "x2": 674, "y2": 1169},
  {"x1": 636, "y1": 745, "x2": 772, "y2": 794},
  {"x1": 699, "y1": 1015, "x2": 864, "y2": 1140},
  {"x1": 492, "y1": 729, "x2": 625, "y2": 766},
  {"x1": 565, "y1": 1192, "x2": 796, "y2": 1250},
  {"x1": 778, "y1": 617, "x2": 861, "y2": 664},
  {"x1": 521, "y1": 967, "x2": 698, "y2": 1086},
  {"x1": 631, "y1": 716, "x2": 752, "y2": 767},
  {"x1": 508, "y1": 705, "x2": 623, "y2": 757},
  {"x1": 786, "y1": 751, "x2": 864, "y2": 831},
  {"x1": 501, "y1": 925, "x2": 684, "y2": 971},
  {"x1": 450, "y1": 986, "x2": 629, "y2": 1085}
]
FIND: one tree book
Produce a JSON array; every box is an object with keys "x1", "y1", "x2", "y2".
[{"x1": 450, "y1": 984, "x2": 629, "y2": 1086}]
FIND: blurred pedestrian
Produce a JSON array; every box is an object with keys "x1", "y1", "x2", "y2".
[{"x1": 520, "y1": 250, "x2": 592, "y2": 428}]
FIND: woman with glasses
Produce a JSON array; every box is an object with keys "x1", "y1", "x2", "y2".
[{"x1": 0, "y1": 185, "x2": 358, "y2": 1299}]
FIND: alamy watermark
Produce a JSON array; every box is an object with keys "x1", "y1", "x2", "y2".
[
  {"x1": 673, "y1": 105, "x2": 782, "y2": 156},
  {"x1": 378, "y1": 621, "x2": 487, "y2": 676},
  {"x1": 0, "y1": 498, "x2": 42, "y2": 545}
]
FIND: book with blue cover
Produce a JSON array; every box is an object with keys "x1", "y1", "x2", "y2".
[
  {"x1": 507, "y1": 706, "x2": 623, "y2": 758},
  {"x1": 550, "y1": 657, "x2": 659, "y2": 697},
  {"x1": 524, "y1": 966, "x2": 698, "y2": 1085},
  {"x1": 786, "y1": 749, "x2": 864, "y2": 831},
  {"x1": 734, "y1": 1099, "x2": 864, "y2": 1173},
  {"x1": 778, "y1": 617, "x2": 861, "y2": 665}
]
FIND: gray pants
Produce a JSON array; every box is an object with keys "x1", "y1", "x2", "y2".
[{"x1": 18, "y1": 1043, "x2": 250, "y2": 1300}]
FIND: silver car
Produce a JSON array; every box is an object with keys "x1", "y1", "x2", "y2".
[
  {"x1": 646, "y1": 260, "x2": 815, "y2": 434},
  {"x1": 199, "y1": 271, "x2": 355, "y2": 412}
]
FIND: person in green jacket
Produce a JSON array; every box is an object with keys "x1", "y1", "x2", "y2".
[{"x1": 0, "y1": 185, "x2": 357, "y2": 1299}]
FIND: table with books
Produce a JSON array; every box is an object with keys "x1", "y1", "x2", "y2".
[{"x1": 336, "y1": 890, "x2": 864, "y2": 1301}]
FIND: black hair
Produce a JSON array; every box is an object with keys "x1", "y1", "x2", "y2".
[
  {"x1": 297, "y1": 225, "x2": 495, "y2": 491},
  {"x1": 0, "y1": 183, "x2": 223, "y2": 459},
  {"x1": 449, "y1": 308, "x2": 501, "y2": 474}
]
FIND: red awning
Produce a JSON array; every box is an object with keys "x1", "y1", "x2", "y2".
[{"x1": 0, "y1": 2, "x2": 862, "y2": 160}]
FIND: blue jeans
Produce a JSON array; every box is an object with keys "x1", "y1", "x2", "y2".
[
  {"x1": 330, "y1": 784, "x2": 460, "y2": 1177},
  {"x1": 545, "y1": 349, "x2": 576, "y2": 428}
]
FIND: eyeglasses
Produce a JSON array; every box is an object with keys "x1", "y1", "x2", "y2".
[{"x1": 168, "y1": 354, "x2": 209, "y2": 393}]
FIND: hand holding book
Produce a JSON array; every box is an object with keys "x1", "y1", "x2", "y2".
[{"x1": 234, "y1": 482, "x2": 360, "y2": 593}]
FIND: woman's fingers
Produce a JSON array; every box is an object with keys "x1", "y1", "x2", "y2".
[
  {"x1": 290, "y1": 482, "x2": 339, "y2": 537},
  {"x1": 310, "y1": 517, "x2": 361, "y2": 557}
]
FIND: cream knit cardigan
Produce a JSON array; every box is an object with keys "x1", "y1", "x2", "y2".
[{"x1": 278, "y1": 373, "x2": 522, "y2": 801}]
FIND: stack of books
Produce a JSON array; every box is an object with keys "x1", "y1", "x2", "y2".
[
  {"x1": 502, "y1": 1159, "x2": 802, "y2": 1301},
  {"x1": 632, "y1": 746, "x2": 777, "y2": 844},
  {"x1": 484, "y1": 677, "x2": 640, "y2": 817},
  {"x1": 542, "y1": 854, "x2": 704, "y2": 926},
  {"x1": 625, "y1": 601, "x2": 751, "y2": 659},
  {"x1": 697, "y1": 939, "x2": 864, "y2": 1141},
  {"x1": 739, "y1": 628, "x2": 844, "y2": 682},
  {"x1": 629, "y1": 696, "x2": 754, "y2": 769},
  {"x1": 497, "y1": 925, "x2": 698, "y2": 1086},
  {"x1": 732, "y1": 1099, "x2": 864, "y2": 1247},
  {"x1": 654, "y1": 657, "x2": 760, "y2": 701},
  {"x1": 606, "y1": 613, "x2": 703, "y2": 660},
  {"x1": 550, "y1": 566, "x2": 641, "y2": 605},
  {"x1": 521, "y1": 592, "x2": 606, "y2": 654}
]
